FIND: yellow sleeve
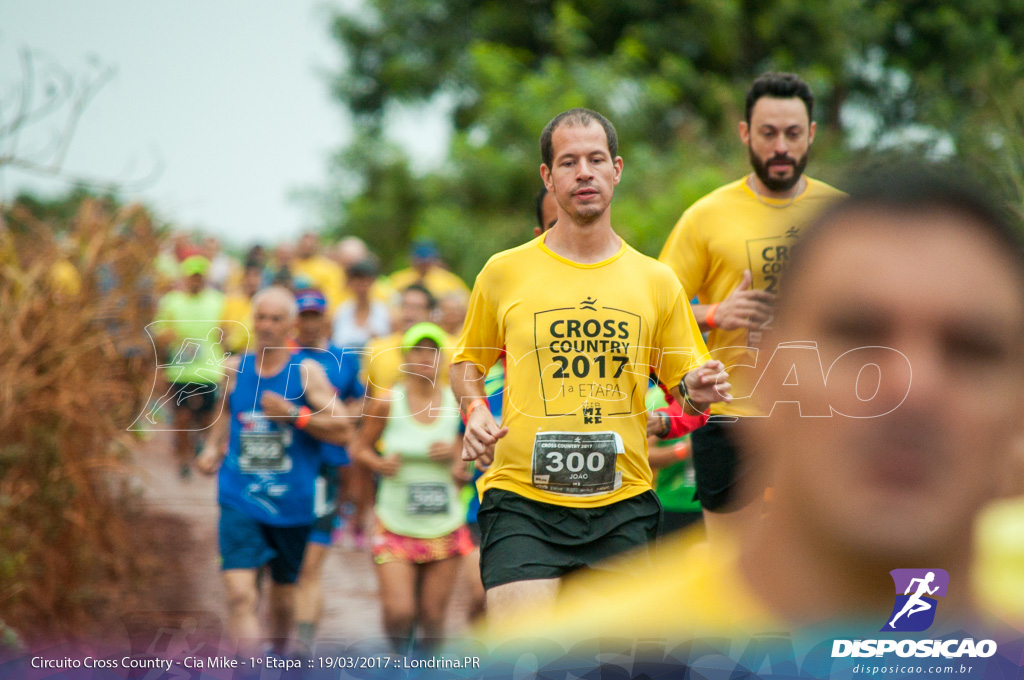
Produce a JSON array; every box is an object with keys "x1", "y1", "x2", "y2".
[
  {"x1": 659, "y1": 210, "x2": 709, "y2": 302},
  {"x1": 221, "y1": 297, "x2": 252, "y2": 354},
  {"x1": 451, "y1": 270, "x2": 502, "y2": 373},
  {"x1": 655, "y1": 286, "x2": 709, "y2": 389}
]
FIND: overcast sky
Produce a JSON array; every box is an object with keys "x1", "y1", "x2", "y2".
[{"x1": 0, "y1": 0, "x2": 447, "y2": 247}]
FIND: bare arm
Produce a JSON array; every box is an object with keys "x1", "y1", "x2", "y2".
[
  {"x1": 196, "y1": 355, "x2": 241, "y2": 475},
  {"x1": 648, "y1": 438, "x2": 690, "y2": 471},
  {"x1": 259, "y1": 360, "x2": 354, "y2": 445},
  {"x1": 348, "y1": 395, "x2": 400, "y2": 476},
  {"x1": 450, "y1": 361, "x2": 507, "y2": 464},
  {"x1": 298, "y1": 359, "x2": 355, "y2": 445}
]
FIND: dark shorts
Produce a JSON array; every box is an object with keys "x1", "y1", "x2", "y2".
[
  {"x1": 309, "y1": 465, "x2": 340, "y2": 545},
  {"x1": 170, "y1": 381, "x2": 219, "y2": 417},
  {"x1": 691, "y1": 419, "x2": 760, "y2": 512},
  {"x1": 309, "y1": 513, "x2": 340, "y2": 546},
  {"x1": 218, "y1": 504, "x2": 312, "y2": 584},
  {"x1": 477, "y1": 488, "x2": 661, "y2": 590}
]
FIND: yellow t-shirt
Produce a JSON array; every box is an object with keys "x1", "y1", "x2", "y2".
[
  {"x1": 453, "y1": 233, "x2": 708, "y2": 509},
  {"x1": 362, "y1": 330, "x2": 453, "y2": 397},
  {"x1": 293, "y1": 255, "x2": 345, "y2": 309},
  {"x1": 975, "y1": 496, "x2": 1024, "y2": 627},
  {"x1": 363, "y1": 332, "x2": 403, "y2": 396},
  {"x1": 388, "y1": 265, "x2": 470, "y2": 299},
  {"x1": 221, "y1": 293, "x2": 253, "y2": 355},
  {"x1": 659, "y1": 176, "x2": 844, "y2": 416}
]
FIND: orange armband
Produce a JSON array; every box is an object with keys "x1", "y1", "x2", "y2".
[
  {"x1": 294, "y1": 406, "x2": 312, "y2": 429},
  {"x1": 465, "y1": 398, "x2": 489, "y2": 420}
]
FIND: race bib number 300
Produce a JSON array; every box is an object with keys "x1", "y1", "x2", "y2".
[{"x1": 531, "y1": 431, "x2": 623, "y2": 496}]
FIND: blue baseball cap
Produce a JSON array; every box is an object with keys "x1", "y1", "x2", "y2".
[
  {"x1": 411, "y1": 240, "x2": 439, "y2": 260},
  {"x1": 295, "y1": 289, "x2": 327, "y2": 314}
]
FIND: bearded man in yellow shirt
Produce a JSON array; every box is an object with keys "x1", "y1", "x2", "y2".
[
  {"x1": 659, "y1": 73, "x2": 844, "y2": 540},
  {"x1": 451, "y1": 108, "x2": 732, "y2": 621}
]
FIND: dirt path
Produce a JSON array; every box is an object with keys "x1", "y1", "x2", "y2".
[{"x1": 126, "y1": 432, "x2": 474, "y2": 652}]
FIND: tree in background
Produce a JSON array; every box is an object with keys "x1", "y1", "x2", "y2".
[
  {"x1": 314, "y1": 1, "x2": 1024, "y2": 280},
  {"x1": 0, "y1": 48, "x2": 162, "y2": 202}
]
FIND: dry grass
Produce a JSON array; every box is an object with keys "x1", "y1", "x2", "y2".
[{"x1": 0, "y1": 199, "x2": 162, "y2": 642}]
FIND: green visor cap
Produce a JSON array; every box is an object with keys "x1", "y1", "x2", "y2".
[
  {"x1": 180, "y1": 255, "x2": 210, "y2": 276},
  {"x1": 402, "y1": 322, "x2": 448, "y2": 351}
]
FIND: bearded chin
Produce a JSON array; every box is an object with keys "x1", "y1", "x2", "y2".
[{"x1": 750, "y1": 147, "x2": 809, "y2": 193}]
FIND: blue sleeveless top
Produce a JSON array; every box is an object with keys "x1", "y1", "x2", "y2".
[{"x1": 219, "y1": 353, "x2": 322, "y2": 526}]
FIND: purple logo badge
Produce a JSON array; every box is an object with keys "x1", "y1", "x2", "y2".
[{"x1": 882, "y1": 569, "x2": 949, "y2": 632}]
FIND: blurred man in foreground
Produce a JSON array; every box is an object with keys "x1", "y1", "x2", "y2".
[{"x1": 499, "y1": 167, "x2": 1024, "y2": 641}]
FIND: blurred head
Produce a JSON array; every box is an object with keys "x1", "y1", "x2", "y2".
[
  {"x1": 401, "y1": 322, "x2": 448, "y2": 383},
  {"x1": 539, "y1": 108, "x2": 622, "y2": 227},
  {"x1": 298, "y1": 232, "x2": 319, "y2": 259},
  {"x1": 179, "y1": 255, "x2": 210, "y2": 295},
  {"x1": 399, "y1": 283, "x2": 435, "y2": 331},
  {"x1": 246, "y1": 244, "x2": 267, "y2": 268},
  {"x1": 438, "y1": 291, "x2": 468, "y2": 336},
  {"x1": 740, "y1": 72, "x2": 816, "y2": 194},
  {"x1": 275, "y1": 243, "x2": 296, "y2": 268},
  {"x1": 346, "y1": 258, "x2": 379, "y2": 300},
  {"x1": 252, "y1": 286, "x2": 298, "y2": 349},
  {"x1": 410, "y1": 240, "x2": 439, "y2": 275},
  {"x1": 171, "y1": 232, "x2": 193, "y2": 260},
  {"x1": 336, "y1": 236, "x2": 369, "y2": 270},
  {"x1": 295, "y1": 289, "x2": 329, "y2": 348},
  {"x1": 535, "y1": 185, "x2": 558, "y2": 236},
  {"x1": 202, "y1": 236, "x2": 220, "y2": 258},
  {"x1": 747, "y1": 168, "x2": 1024, "y2": 566},
  {"x1": 241, "y1": 264, "x2": 263, "y2": 298}
]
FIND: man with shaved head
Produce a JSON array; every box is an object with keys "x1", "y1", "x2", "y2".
[
  {"x1": 452, "y1": 108, "x2": 729, "y2": 620},
  {"x1": 196, "y1": 286, "x2": 353, "y2": 657}
]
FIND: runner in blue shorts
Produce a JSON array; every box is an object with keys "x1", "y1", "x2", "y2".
[
  {"x1": 290, "y1": 289, "x2": 365, "y2": 649},
  {"x1": 196, "y1": 286, "x2": 352, "y2": 658}
]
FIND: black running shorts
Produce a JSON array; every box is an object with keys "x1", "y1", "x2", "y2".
[{"x1": 477, "y1": 488, "x2": 661, "y2": 590}]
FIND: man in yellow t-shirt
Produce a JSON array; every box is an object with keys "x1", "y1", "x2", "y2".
[
  {"x1": 362, "y1": 283, "x2": 442, "y2": 396},
  {"x1": 493, "y1": 168, "x2": 1024, "y2": 650},
  {"x1": 658, "y1": 73, "x2": 844, "y2": 535},
  {"x1": 451, "y1": 108, "x2": 731, "y2": 621},
  {"x1": 293, "y1": 232, "x2": 345, "y2": 309},
  {"x1": 387, "y1": 240, "x2": 470, "y2": 300},
  {"x1": 220, "y1": 262, "x2": 264, "y2": 355}
]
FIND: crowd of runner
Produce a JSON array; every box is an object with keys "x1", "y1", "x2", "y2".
[{"x1": 143, "y1": 70, "x2": 1024, "y2": 661}]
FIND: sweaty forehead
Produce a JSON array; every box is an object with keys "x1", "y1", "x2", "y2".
[
  {"x1": 750, "y1": 97, "x2": 809, "y2": 127},
  {"x1": 551, "y1": 122, "x2": 610, "y2": 157},
  {"x1": 255, "y1": 296, "x2": 292, "y2": 317}
]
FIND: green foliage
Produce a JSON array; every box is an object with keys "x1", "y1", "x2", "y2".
[{"x1": 315, "y1": 0, "x2": 1024, "y2": 280}]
